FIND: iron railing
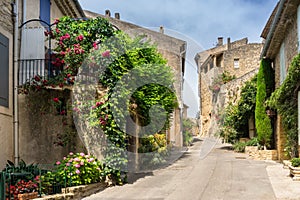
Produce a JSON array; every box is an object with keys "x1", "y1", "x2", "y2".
[{"x1": 18, "y1": 59, "x2": 63, "y2": 86}]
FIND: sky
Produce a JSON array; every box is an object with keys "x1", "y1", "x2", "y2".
[{"x1": 78, "y1": 0, "x2": 278, "y2": 118}]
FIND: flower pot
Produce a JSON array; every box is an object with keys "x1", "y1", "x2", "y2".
[
  {"x1": 17, "y1": 192, "x2": 38, "y2": 200},
  {"x1": 289, "y1": 165, "x2": 300, "y2": 181}
]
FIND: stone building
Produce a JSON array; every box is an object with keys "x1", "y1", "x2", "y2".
[
  {"x1": 0, "y1": 0, "x2": 85, "y2": 168},
  {"x1": 260, "y1": 0, "x2": 300, "y2": 160},
  {"x1": 195, "y1": 37, "x2": 262, "y2": 137},
  {"x1": 84, "y1": 10, "x2": 187, "y2": 148}
]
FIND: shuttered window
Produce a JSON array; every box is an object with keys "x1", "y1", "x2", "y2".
[
  {"x1": 40, "y1": 0, "x2": 50, "y2": 26},
  {"x1": 0, "y1": 33, "x2": 9, "y2": 107},
  {"x1": 280, "y1": 42, "x2": 286, "y2": 85}
]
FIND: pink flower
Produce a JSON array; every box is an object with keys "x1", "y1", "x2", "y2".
[
  {"x1": 53, "y1": 98, "x2": 60, "y2": 103},
  {"x1": 66, "y1": 163, "x2": 70, "y2": 167},
  {"x1": 63, "y1": 157, "x2": 67, "y2": 160},
  {"x1": 76, "y1": 34, "x2": 84, "y2": 41},
  {"x1": 56, "y1": 161, "x2": 61, "y2": 165},
  {"x1": 54, "y1": 18, "x2": 60, "y2": 24},
  {"x1": 74, "y1": 157, "x2": 80, "y2": 162},
  {"x1": 74, "y1": 164, "x2": 80, "y2": 168},
  {"x1": 102, "y1": 50, "x2": 110, "y2": 58},
  {"x1": 56, "y1": 28, "x2": 60, "y2": 34},
  {"x1": 96, "y1": 102, "x2": 103, "y2": 107},
  {"x1": 80, "y1": 152, "x2": 85, "y2": 157},
  {"x1": 88, "y1": 158, "x2": 94, "y2": 163},
  {"x1": 69, "y1": 152, "x2": 74, "y2": 155},
  {"x1": 93, "y1": 42, "x2": 98, "y2": 50},
  {"x1": 80, "y1": 161, "x2": 84, "y2": 166},
  {"x1": 76, "y1": 169, "x2": 80, "y2": 174}
]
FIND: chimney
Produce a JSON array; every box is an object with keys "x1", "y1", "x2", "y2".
[
  {"x1": 217, "y1": 37, "x2": 223, "y2": 46},
  {"x1": 159, "y1": 26, "x2": 164, "y2": 34},
  {"x1": 105, "y1": 10, "x2": 111, "y2": 17},
  {"x1": 115, "y1": 13, "x2": 120, "y2": 19},
  {"x1": 227, "y1": 37, "x2": 231, "y2": 49}
]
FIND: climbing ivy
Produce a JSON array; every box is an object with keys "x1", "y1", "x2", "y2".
[
  {"x1": 219, "y1": 76, "x2": 257, "y2": 143},
  {"x1": 268, "y1": 54, "x2": 300, "y2": 158}
]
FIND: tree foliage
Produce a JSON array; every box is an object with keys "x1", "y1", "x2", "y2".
[{"x1": 255, "y1": 59, "x2": 274, "y2": 149}]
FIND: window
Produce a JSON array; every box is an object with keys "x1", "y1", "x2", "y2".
[
  {"x1": 40, "y1": 0, "x2": 50, "y2": 26},
  {"x1": 0, "y1": 33, "x2": 9, "y2": 107},
  {"x1": 280, "y1": 42, "x2": 286, "y2": 84},
  {"x1": 234, "y1": 59, "x2": 239, "y2": 69}
]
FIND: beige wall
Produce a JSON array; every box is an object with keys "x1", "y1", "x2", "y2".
[
  {"x1": 198, "y1": 40, "x2": 262, "y2": 137},
  {"x1": 0, "y1": 1, "x2": 14, "y2": 168},
  {"x1": 223, "y1": 43, "x2": 262, "y2": 78}
]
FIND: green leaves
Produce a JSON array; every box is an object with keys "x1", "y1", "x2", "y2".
[
  {"x1": 255, "y1": 59, "x2": 274, "y2": 149},
  {"x1": 267, "y1": 53, "x2": 300, "y2": 157}
]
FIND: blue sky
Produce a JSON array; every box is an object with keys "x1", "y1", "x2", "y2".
[{"x1": 78, "y1": 0, "x2": 278, "y2": 117}]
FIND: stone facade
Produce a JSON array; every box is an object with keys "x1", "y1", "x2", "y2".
[
  {"x1": 84, "y1": 10, "x2": 186, "y2": 147},
  {"x1": 261, "y1": 0, "x2": 300, "y2": 160},
  {"x1": 195, "y1": 37, "x2": 262, "y2": 136}
]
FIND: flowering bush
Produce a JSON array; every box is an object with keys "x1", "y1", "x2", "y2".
[
  {"x1": 6, "y1": 178, "x2": 39, "y2": 199},
  {"x1": 53, "y1": 152, "x2": 104, "y2": 186}
]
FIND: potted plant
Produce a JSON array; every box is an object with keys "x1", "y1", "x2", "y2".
[{"x1": 289, "y1": 158, "x2": 300, "y2": 181}]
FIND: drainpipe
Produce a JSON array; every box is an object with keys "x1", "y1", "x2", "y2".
[
  {"x1": 13, "y1": 0, "x2": 19, "y2": 165},
  {"x1": 260, "y1": 0, "x2": 286, "y2": 59},
  {"x1": 180, "y1": 43, "x2": 186, "y2": 147}
]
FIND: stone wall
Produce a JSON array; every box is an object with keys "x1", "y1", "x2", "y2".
[
  {"x1": 198, "y1": 40, "x2": 262, "y2": 137},
  {"x1": 223, "y1": 43, "x2": 262, "y2": 78},
  {"x1": 272, "y1": 12, "x2": 298, "y2": 159},
  {"x1": 18, "y1": 90, "x2": 85, "y2": 165},
  {"x1": 245, "y1": 146, "x2": 278, "y2": 160}
]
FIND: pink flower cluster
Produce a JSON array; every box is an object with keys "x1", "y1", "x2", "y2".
[
  {"x1": 73, "y1": 44, "x2": 85, "y2": 54},
  {"x1": 76, "y1": 34, "x2": 84, "y2": 41},
  {"x1": 102, "y1": 50, "x2": 110, "y2": 58}
]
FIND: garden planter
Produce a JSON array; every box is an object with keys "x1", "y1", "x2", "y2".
[
  {"x1": 17, "y1": 192, "x2": 38, "y2": 200},
  {"x1": 289, "y1": 165, "x2": 300, "y2": 181}
]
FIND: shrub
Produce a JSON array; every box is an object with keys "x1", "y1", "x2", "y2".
[
  {"x1": 291, "y1": 158, "x2": 300, "y2": 167},
  {"x1": 233, "y1": 142, "x2": 246, "y2": 152},
  {"x1": 182, "y1": 119, "x2": 195, "y2": 146},
  {"x1": 245, "y1": 137, "x2": 259, "y2": 146},
  {"x1": 51, "y1": 152, "x2": 104, "y2": 186},
  {"x1": 255, "y1": 59, "x2": 273, "y2": 149}
]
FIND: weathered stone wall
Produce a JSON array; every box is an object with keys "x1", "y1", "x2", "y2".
[
  {"x1": 18, "y1": 91, "x2": 85, "y2": 165},
  {"x1": 274, "y1": 14, "x2": 298, "y2": 89},
  {"x1": 0, "y1": 1, "x2": 14, "y2": 168},
  {"x1": 198, "y1": 40, "x2": 262, "y2": 137},
  {"x1": 245, "y1": 146, "x2": 278, "y2": 160},
  {"x1": 272, "y1": 13, "x2": 298, "y2": 159},
  {"x1": 223, "y1": 43, "x2": 262, "y2": 78}
]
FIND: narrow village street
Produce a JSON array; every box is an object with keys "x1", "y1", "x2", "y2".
[{"x1": 83, "y1": 138, "x2": 287, "y2": 200}]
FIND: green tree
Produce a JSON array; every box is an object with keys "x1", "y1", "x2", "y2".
[{"x1": 255, "y1": 59, "x2": 273, "y2": 149}]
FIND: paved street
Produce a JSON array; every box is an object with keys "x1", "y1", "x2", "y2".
[{"x1": 83, "y1": 138, "x2": 290, "y2": 200}]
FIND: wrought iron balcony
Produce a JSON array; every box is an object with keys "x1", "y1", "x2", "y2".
[{"x1": 18, "y1": 59, "x2": 62, "y2": 86}]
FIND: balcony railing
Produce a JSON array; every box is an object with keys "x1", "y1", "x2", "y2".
[{"x1": 18, "y1": 59, "x2": 62, "y2": 86}]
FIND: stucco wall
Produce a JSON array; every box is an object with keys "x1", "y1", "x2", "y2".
[
  {"x1": 0, "y1": 1, "x2": 14, "y2": 168},
  {"x1": 18, "y1": 90, "x2": 85, "y2": 165}
]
